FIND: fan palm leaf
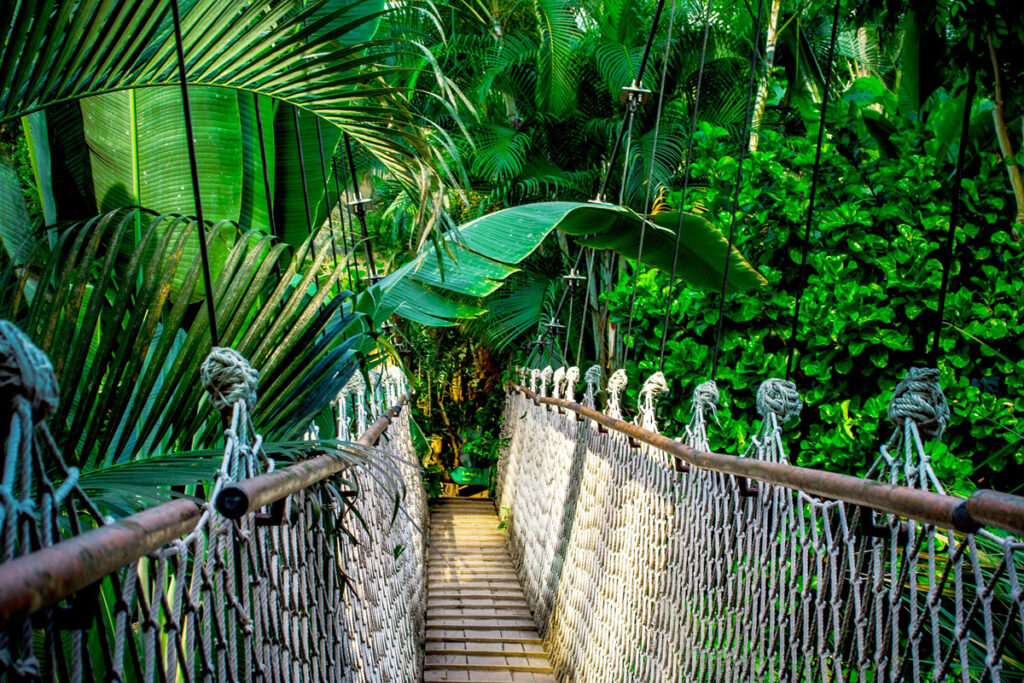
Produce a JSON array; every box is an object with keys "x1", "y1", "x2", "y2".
[{"x1": 0, "y1": 209, "x2": 382, "y2": 471}]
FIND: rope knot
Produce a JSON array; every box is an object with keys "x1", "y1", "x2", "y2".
[
  {"x1": 692, "y1": 380, "x2": 719, "y2": 413},
  {"x1": 565, "y1": 366, "x2": 580, "y2": 402},
  {"x1": 888, "y1": 367, "x2": 949, "y2": 440},
  {"x1": 200, "y1": 347, "x2": 258, "y2": 414},
  {"x1": 552, "y1": 367, "x2": 566, "y2": 399},
  {"x1": 756, "y1": 378, "x2": 801, "y2": 423},
  {"x1": 0, "y1": 321, "x2": 59, "y2": 421},
  {"x1": 606, "y1": 369, "x2": 628, "y2": 419},
  {"x1": 584, "y1": 365, "x2": 601, "y2": 387},
  {"x1": 539, "y1": 366, "x2": 554, "y2": 397}
]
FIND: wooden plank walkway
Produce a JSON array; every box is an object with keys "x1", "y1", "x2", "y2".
[{"x1": 425, "y1": 498, "x2": 556, "y2": 683}]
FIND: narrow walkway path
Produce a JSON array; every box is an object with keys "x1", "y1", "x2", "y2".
[{"x1": 425, "y1": 498, "x2": 556, "y2": 682}]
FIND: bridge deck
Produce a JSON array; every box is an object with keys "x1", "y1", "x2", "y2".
[{"x1": 425, "y1": 498, "x2": 556, "y2": 683}]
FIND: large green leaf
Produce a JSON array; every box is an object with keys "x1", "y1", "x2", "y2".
[
  {"x1": 0, "y1": 0, "x2": 463, "y2": 246},
  {"x1": 0, "y1": 210, "x2": 379, "y2": 471},
  {"x1": 274, "y1": 104, "x2": 342, "y2": 248},
  {"x1": 381, "y1": 200, "x2": 765, "y2": 326},
  {"x1": 81, "y1": 87, "x2": 243, "y2": 218},
  {"x1": 0, "y1": 156, "x2": 34, "y2": 262}
]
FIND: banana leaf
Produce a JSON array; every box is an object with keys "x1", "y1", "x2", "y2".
[{"x1": 381, "y1": 200, "x2": 766, "y2": 325}]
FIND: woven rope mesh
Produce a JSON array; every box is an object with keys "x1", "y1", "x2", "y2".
[
  {"x1": 498, "y1": 367, "x2": 1024, "y2": 683},
  {"x1": 0, "y1": 361, "x2": 426, "y2": 682}
]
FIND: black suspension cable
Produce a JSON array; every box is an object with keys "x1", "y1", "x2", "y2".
[
  {"x1": 930, "y1": 64, "x2": 977, "y2": 363},
  {"x1": 595, "y1": 0, "x2": 666, "y2": 202},
  {"x1": 315, "y1": 118, "x2": 342, "y2": 292},
  {"x1": 291, "y1": 107, "x2": 321, "y2": 290},
  {"x1": 623, "y1": 0, "x2": 677, "y2": 367},
  {"x1": 344, "y1": 132, "x2": 379, "y2": 280},
  {"x1": 655, "y1": 0, "x2": 716, "y2": 371},
  {"x1": 706, "y1": 0, "x2": 766, "y2": 380},
  {"x1": 784, "y1": 0, "x2": 842, "y2": 380},
  {"x1": 252, "y1": 93, "x2": 281, "y2": 280},
  {"x1": 170, "y1": 0, "x2": 219, "y2": 348},
  {"x1": 332, "y1": 154, "x2": 359, "y2": 292}
]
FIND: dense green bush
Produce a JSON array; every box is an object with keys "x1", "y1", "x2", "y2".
[{"x1": 609, "y1": 102, "x2": 1023, "y2": 494}]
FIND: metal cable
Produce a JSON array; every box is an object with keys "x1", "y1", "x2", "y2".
[
  {"x1": 315, "y1": 118, "x2": 342, "y2": 293},
  {"x1": 655, "y1": 0, "x2": 715, "y2": 370},
  {"x1": 930, "y1": 65, "x2": 977, "y2": 363},
  {"x1": 623, "y1": 0, "x2": 678, "y2": 367},
  {"x1": 784, "y1": 0, "x2": 843, "y2": 379},
  {"x1": 170, "y1": 0, "x2": 219, "y2": 347},
  {"x1": 595, "y1": 0, "x2": 667, "y2": 202},
  {"x1": 251, "y1": 93, "x2": 282, "y2": 280},
  {"x1": 332, "y1": 154, "x2": 360, "y2": 292},
  {"x1": 707, "y1": 0, "x2": 766, "y2": 379},
  {"x1": 343, "y1": 132, "x2": 378, "y2": 280}
]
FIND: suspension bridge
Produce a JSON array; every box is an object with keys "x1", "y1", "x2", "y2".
[
  {"x1": 1, "y1": 324, "x2": 1023, "y2": 681},
  {"x1": 2, "y1": 0, "x2": 1023, "y2": 681}
]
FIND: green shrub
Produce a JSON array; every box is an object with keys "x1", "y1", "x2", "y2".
[{"x1": 609, "y1": 111, "x2": 1023, "y2": 493}]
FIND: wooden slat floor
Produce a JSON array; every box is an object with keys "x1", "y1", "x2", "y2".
[{"x1": 425, "y1": 498, "x2": 556, "y2": 683}]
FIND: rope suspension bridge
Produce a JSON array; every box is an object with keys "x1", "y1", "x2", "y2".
[{"x1": 2, "y1": 1, "x2": 1023, "y2": 682}]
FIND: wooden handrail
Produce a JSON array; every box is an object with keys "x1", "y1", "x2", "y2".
[
  {"x1": 0, "y1": 396, "x2": 407, "y2": 628},
  {"x1": 512, "y1": 384, "x2": 1024, "y2": 536}
]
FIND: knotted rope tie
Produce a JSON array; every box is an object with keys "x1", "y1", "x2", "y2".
[
  {"x1": 552, "y1": 367, "x2": 566, "y2": 400},
  {"x1": 565, "y1": 366, "x2": 580, "y2": 402},
  {"x1": 540, "y1": 366, "x2": 554, "y2": 397},
  {"x1": 200, "y1": 347, "x2": 259, "y2": 414},
  {"x1": 639, "y1": 372, "x2": 668, "y2": 413},
  {"x1": 583, "y1": 365, "x2": 602, "y2": 408},
  {"x1": 0, "y1": 321, "x2": 58, "y2": 422},
  {"x1": 888, "y1": 367, "x2": 949, "y2": 440},
  {"x1": 756, "y1": 378, "x2": 801, "y2": 423},
  {"x1": 606, "y1": 369, "x2": 628, "y2": 419},
  {"x1": 692, "y1": 379, "x2": 720, "y2": 424}
]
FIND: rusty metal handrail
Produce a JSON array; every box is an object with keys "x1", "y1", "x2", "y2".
[
  {"x1": 513, "y1": 384, "x2": 1024, "y2": 536},
  {"x1": 0, "y1": 396, "x2": 407, "y2": 628}
]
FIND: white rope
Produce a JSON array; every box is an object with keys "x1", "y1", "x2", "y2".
[{"x1": 497, "y1": 366, "x2": 1024, "y2": 683}]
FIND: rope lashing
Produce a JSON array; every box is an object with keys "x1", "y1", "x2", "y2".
[
  {"x1": 552, "y1": 367, "x2": 566, "y2": 400},
  {"x1": 565, "y1": 367, "x2": 580, "y2": 402},
  {"x1": 756, "y1": 378, "x2": 802, "y2": 423},
  {"x1": 540, "y1": 366, "x2": 554, "y2": 398},
  {"x1": 200, "y1": 347, "x2": 259, "y2": 414},
  {"x1": 583, "y1": 365, "x2": 601, "y2": 409},
  {"x1": 0, "y1": 321, "x2": 58, "y2": 422},
  {"x1": 888, "y1": 367, "x2": 950, "y2": 440},
  {"x1": 692, "y1": 379, "x2": 720, "y2": 426},
  {"x1": 636, "y1": 372, "x2": 668, "y2": 432},
  {"x1": 606, "y1": 369, "x2": 628, "y2": 419},
  {"x1": 530, "y1": 368, "x2": 541, "y2": 394}
]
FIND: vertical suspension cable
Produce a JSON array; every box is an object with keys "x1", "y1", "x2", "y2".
[
  {"x1": 315, "y1": 118, "x2": 342, "y2": 292},
  {"x1": 252, "y1": 93, "x2": 281, "y2": 280},
  {"x1": 706, "y1": 0, "x2": 766, "y2": 379},
  {"x1": 170, "y1": 0, "x2": 219, "y2": 348},
  {"x1": 623, "y1": 0, "x2": 677, "y2": 367},
  {"x1": 784, "y1": 0, "x2": 842, "y2": 379},
  {"x1": 332, "y1": 155, "x2": 359, "y2": 292},
  {"x1": 655, "y1": 0, "x2": 715, "y2": 371},
  {"x1": 930, "y1": 64, "x2": 977, "y2": 363},
  {"x1": 344, "y1": 132, "x2": 379, "y2": 280},
  {"x1": 595, "y1": 0, "x2": 667, "y2": 202}
]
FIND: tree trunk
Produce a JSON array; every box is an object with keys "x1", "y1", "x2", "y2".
[
  {"x1": 986, "y1": 31, "x2": 1024, "y2": 239},
  {"x1": 749, "y1": 0, "x2": 783, "y2": 152}
]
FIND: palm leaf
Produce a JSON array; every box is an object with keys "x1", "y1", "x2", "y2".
[
  {"x1": 0, "y1": 0, "x2": 465, "y2": 245},
  {"x1": 381, "y1": 200, "x2": 765, "y2": 326},
  {"x1": 0, "y1": 209, "x2": 381, "y2": 469}
]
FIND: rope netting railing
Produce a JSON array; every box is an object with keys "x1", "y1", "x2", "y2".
[
  {"x1": 0, "y1": 321, "x2": 426, "y2": 682},
  {"x1": 499, "y1": 364, "x2": 1024, "y2": 683}
]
